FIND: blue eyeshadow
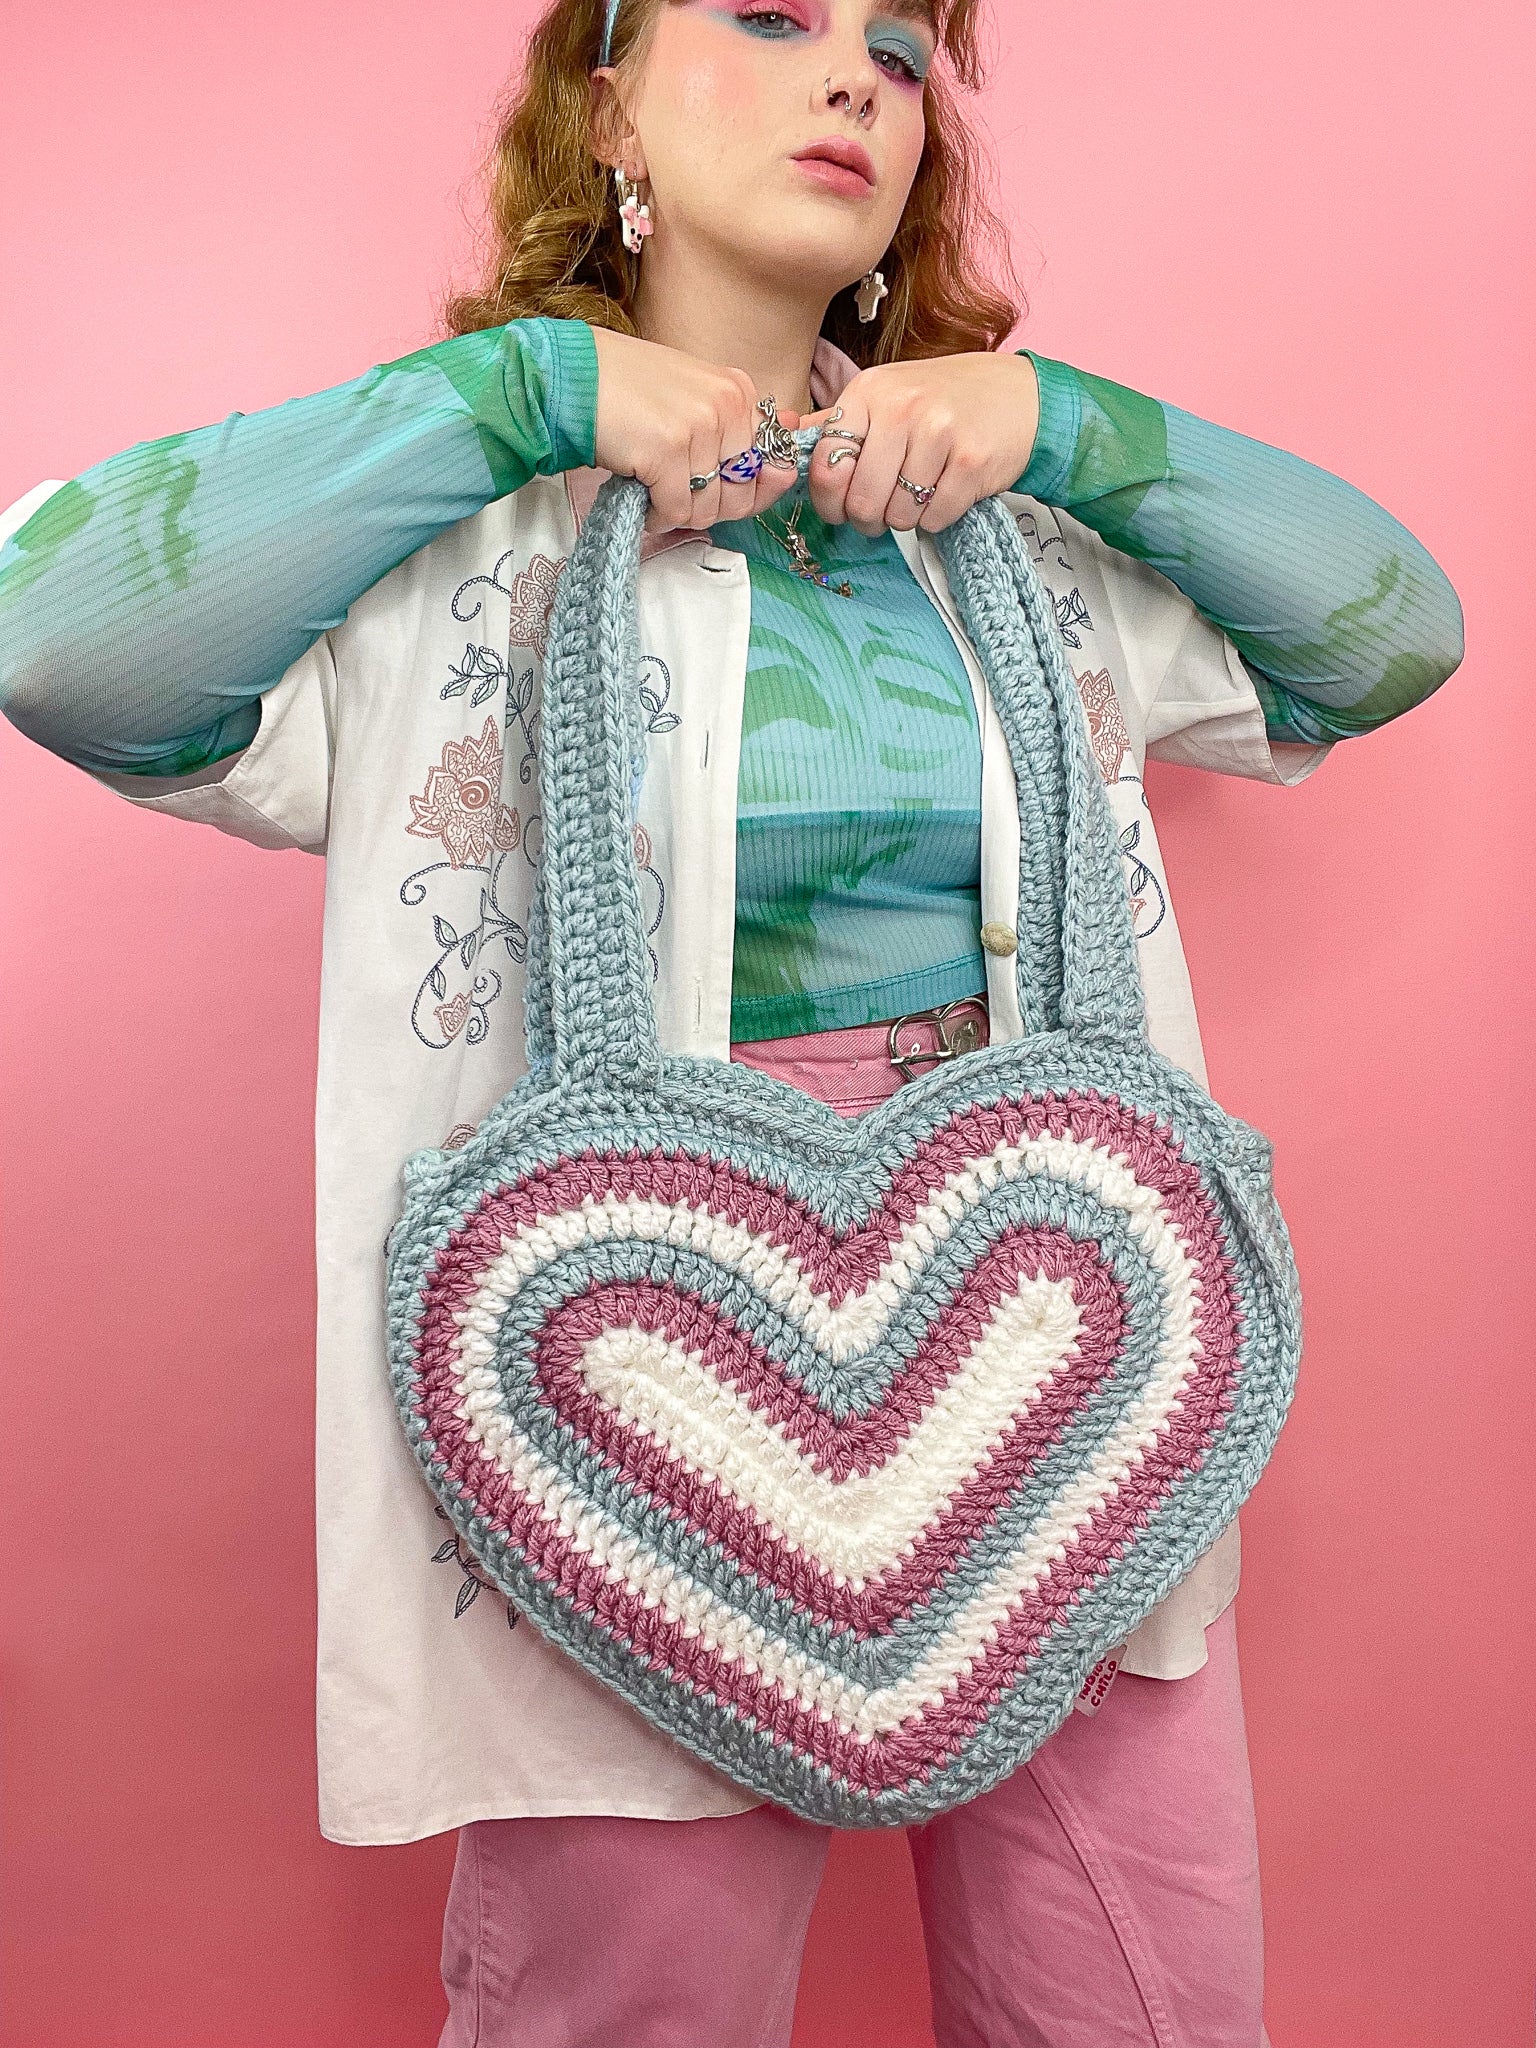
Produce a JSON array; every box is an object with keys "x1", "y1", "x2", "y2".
[{"x1": 867, "y1": 20, "x2": 932, "y2": 81}]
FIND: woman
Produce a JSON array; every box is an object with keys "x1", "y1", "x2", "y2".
[{"x1": 0, "y1": 0, "x2": 1462, "y2": 2041}]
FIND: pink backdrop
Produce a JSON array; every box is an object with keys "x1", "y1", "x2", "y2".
[{"x1": 1, "y1": 2, "x2": 1529, "y2": 2043}]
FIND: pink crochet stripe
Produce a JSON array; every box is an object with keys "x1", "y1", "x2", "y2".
[
  {"x1": 436, "y1": 1220, "x2": 1119, "y2": 1476},
  {"x1": 414, "y1": 1105, "x2": 1235, "y2": 1487},
  {"x1": 417, "y1": 1299, "x2": 1236, "y2": 1794},
  {"x1": 400, "y1": 1090, "x2": 1246, "y2": 1794},
  {"x1": 415, "y1": 1235, "x2": 1128, "y2": 1634},
  {"x1": 421, "y1": 1092, "x2": 1218, "y2": 1318},
  {"x1": 531, "y1": 1225, "x2": 1121, "y2": 1468},
  {"x1": 406, "y1": 1246, "x2": 1240, "y2": 1790}
]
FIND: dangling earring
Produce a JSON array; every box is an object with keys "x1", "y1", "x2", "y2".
[
  {"x1": 614, "y1": 166, "x2": 652, "y2": 256},
  {"x1": 855, "y1": 269, "x2": 888, "y2": 324}
]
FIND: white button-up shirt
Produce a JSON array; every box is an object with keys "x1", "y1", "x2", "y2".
[{"x1": 3, "y1": 342, "x2": 1327, "y2": 1844}]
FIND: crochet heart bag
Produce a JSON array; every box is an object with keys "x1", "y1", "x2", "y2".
[{"x1": 384, "y1": 473, "x2": 1303, "y2": 1828}]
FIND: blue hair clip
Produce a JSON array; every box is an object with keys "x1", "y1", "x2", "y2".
[{"x1": 598, "y1": 0, "x2": 623, "y2": 65}]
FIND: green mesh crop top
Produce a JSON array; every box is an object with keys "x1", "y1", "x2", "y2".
[
  {"x1": 715, "y1": 492, "x2": 986, "y2": 1040},
  {"x1": 0, "y1": 319, "x2": 1464, "y2": 1043}
]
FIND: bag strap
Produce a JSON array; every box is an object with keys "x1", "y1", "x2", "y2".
[
  {"x1": 523, "y1": 460, "x2": 1145, "y2": 1087},
  {"x1": 523, "y1": 476, "x2": 661, "y2": 1087},
  {"x1": 935, "y1": 497, "x2": 1145, "y2": 1042}
]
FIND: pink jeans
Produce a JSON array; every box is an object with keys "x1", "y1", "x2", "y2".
[{"x1": 438, "y1": 1016, "x2": 1271, "y2": 2046}]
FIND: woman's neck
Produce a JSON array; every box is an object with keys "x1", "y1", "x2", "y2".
[{"x1": 631, "y1": 243, "x2": 831, "y2": 416}]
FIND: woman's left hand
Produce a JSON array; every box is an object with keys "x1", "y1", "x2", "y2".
[{"x1": 803, "y1": 352, "x2": 1041, "y2": 536}]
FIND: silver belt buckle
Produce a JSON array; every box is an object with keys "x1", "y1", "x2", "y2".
[{"x1": 887, "y1": 996, "x2": 987, "y2": 1083}]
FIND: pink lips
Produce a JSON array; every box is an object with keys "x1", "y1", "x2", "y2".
[{"x1": 791, "y1": 137, "x2": 876, "y2": 196}]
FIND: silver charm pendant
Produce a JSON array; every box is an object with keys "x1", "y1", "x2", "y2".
[
  {"x1": 855, "y1": 269, "x2": 889, "y2": 324},
  {"x1": 754, "y1": 501, "x2": 854, "y2": 598}
]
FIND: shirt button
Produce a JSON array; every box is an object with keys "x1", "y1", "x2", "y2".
[{"x1": 979, "y1": 921, "x2": 1018, "y2": 957}]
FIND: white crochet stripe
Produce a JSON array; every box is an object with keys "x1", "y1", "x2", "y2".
[
  {"x1": 481, "y1": 1285, "x2": 1193, "y2": 1743},
  {"x1": 470, "y1": 1275, "x2": 1081, "y2": 1590},
  {"x1": 575, "y1": 1280, "x2": 1082, "y2": 1588},
  {"x1": 450, "y1": 1135, "x2": 1194, "y2": 1543},
  {"x1": 452, "y1": 1125, "x2": 1180, "y2": 1365},
  {"x1": 439, "y1": 1134, "x2": 1206, "y2": 1740}
]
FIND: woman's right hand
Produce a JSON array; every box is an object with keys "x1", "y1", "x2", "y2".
[{"x1": 591, "y1": 327, "x2": 802, "y2": 535}]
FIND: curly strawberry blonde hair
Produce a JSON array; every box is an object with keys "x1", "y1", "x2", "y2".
[{"x1": 444, "y1": 0, "x2": 1021, "y2": 365}]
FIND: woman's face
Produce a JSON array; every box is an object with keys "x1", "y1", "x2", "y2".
[{"x1": 615, "y1": 0, "x2": 935, "y2": 299}]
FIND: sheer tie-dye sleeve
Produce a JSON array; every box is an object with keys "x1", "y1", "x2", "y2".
[
  {"x1": 0, "y1": 318, "x2": 597, "y2": 777},
  {"x1": 1015, "y1": 351, "x2": 1464, "y2": 745}
]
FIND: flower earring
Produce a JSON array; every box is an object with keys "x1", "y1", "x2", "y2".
[
  {"x1": 855, "y1": 269, "x2": 889, "y2": 323},
  {"x1": 614, "y1": 167, "x2": 652, "y2": 256}
]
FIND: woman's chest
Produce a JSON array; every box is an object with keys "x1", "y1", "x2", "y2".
[
  {"x1": 727, "y1": 513, "x2": 983, "y2": 823},
  {"x1": 330, "y1": 484, "x2": 1168, "y2": 1073}
]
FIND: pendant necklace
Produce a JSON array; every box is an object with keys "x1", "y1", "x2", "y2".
[{"x1": 754, "y1": 499, "x2": 854, "y2": 598}]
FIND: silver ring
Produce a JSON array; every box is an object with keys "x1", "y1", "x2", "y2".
[
  {"x1": 688, "y1": 467, "x2": 720, "y2": 493},
  {"x1": 896, "y1": 474, "x2": 937, "y2": 507},
  {"x1": 821, "y1": 425, "x2": 865, "y2": 470},
  {"x1": 751, "y1": 394, "x2": 799, "y2": 469}
]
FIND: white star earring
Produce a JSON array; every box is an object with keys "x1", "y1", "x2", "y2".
[{"x1": 855, "y1": 269, "x2": 888, "y2": 323}]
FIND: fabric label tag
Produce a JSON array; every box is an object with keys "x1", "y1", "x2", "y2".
[{"x1": 1073, "y1": 1645, "x2": 1128, "y2": 1716}]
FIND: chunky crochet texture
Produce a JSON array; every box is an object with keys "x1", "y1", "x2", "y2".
[{"x1": 384, "y1": 473, "x2": 1303, "y2": 1827}]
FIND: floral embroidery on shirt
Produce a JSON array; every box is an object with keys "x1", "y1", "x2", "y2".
[
  {"x1": 1055, "y1": 587, "x2": 1094, "y2": 649},
  {"x1": 1118, "y1": 807, "x2": 1167, "y2": 937},
  {"x1": 442, "y1": 642, "x2": 507, "y2": 709},
  {"x1": 1074, "y1": 667, "x2": 1131, "y2": 783},
  {"x1": 399, "y1": 864, "x2": 529, "y2": 1050},
  {"x1": 626, "y1": 657, "x2": 679, "y2": 977},
  {"x1": 432, "y1": 991, "x2": 472, "y2": 1041},
  {"x1": 450, "y1": 547, "x2": 567, "y2": 658},
  {"x1": 506, "y1": 663, "x2": 540, "y2": 786},
  {"x1": 406, "y1": 715, "x2": 521, "y2": 869},
  {"x1": 432, "y1": 1506, "x2": 519, "y2": 1629},
  {"x1": 507, "y1": 555, "x2": 566, "y2": 656},
  {"x1": 633, "y1": 822, "x2": 666, "y2": 982},
  {"x1": 1105, "y1": 774, "x2": 1163, "y2": 942},
  {"x1": 1014, "y1": 508, "x2": 1076, "y2": 575},
  {"x1": 401, "y1": 718, "x2": 530, "y2": 1049},
  {"x1": 637, "y1": 653, "x2": 680, "y2": 736},
  {"x1": 1070, "y1": 661, "x2": 1165, "y2": 933}
]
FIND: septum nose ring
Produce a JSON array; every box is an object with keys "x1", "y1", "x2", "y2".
[{"x1": 824, "y1": 76, "x2": 875, "y2": 124}]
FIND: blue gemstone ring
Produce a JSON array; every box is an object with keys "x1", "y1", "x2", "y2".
[{"x1": 719, "y1": 446, "x2": 766, "y2": 485}]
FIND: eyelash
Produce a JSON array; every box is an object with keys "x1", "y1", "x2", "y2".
[
  {"x1": 871, "y1": 43, "x2": 927, "y2": 83},
  {"x1": 735, "y1": 6, "x2": 811, "y2": 33},
  {"x1": 734, "y1": 9, "x2": 930, "y2": 83}
]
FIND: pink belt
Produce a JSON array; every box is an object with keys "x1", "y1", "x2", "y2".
[{"x1": 729, "y1": 994, "x2": 991, "y2": 1117}]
